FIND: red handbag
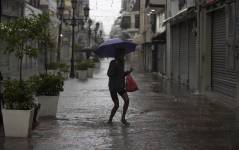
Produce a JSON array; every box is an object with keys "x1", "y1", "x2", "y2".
[{"x1": 125, "y1": 74, "x2": 138, "y2": 92}]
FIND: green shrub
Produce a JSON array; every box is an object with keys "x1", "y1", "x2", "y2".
[
  {"x1": 85, "y1": 59, "x2": 95, "y2": 68},
  {"x1": 47, "y1": 62, "x2": 58, "y2": 70},
  {"x1": 76, "y1": 62, "x2": 88, "y2": 70},
  {"x1": 58, "y1": 63, "x2": 69, "y2": 73},
  {"x1": 3, "y1": 80, "x2": 34, "y2": 110},
  {"x1": 30, "y1": 74, "x2": 64, "y2": 96}
]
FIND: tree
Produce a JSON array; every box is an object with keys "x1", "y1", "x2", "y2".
[
  {"x1": 34, "y1": 13, "x2": 53, "y2": 74},
  {"x1": 0, "y1": 15, "x2": 48, "y2": 81}
]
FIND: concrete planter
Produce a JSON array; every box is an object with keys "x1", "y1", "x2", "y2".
[
  {"x1": 37, "y1": 96, "x2": 59, "y2": 117},
  {"x1": 87, "y1": 68, "x2": 93, "y2": 78},
  {"x1": 2, "y1": 108, "x2": 34, "y2": 137},
  {"x1": 77, "y1": 70, "x2": 88, "y2": 80}
]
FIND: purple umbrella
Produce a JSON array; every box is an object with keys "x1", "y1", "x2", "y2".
[{"x1": 95, "y1": 38, "x2": 136, "y2": 58}]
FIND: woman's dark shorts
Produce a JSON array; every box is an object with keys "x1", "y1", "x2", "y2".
[{"x1": 110, "y1": 89, "x2": 126, "y2": 100}]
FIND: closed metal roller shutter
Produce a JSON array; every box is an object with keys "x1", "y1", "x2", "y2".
[
  {"x1": 179, "y1": 22, "x2": 189, "y2": 85},
  {"x1": 152, "y1": 44, "x2": 158, "y2": 72},
  {"x1": 211, "y1": 9, "x2": 237, "y2": 97},
  {"x1": 158, "y1": 44, "x2": 166, "y2": 74},
  {"x1": 171, "y1": 25, "x2": 180, "y2": 81},
  {"x1": 188, "y1": 20, "x2": 197, "y2": 90}
]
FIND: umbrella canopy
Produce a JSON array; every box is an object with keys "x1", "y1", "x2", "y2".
[{"x1": 95, "y1": 38, "x2": 136, "y2": 58}]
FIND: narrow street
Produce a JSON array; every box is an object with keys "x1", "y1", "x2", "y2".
[{"x1": 1, "y1": 60, "x2": 239, "y2": 150}]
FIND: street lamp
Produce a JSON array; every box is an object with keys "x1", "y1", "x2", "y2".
[
  {"x1": 69, "y1": 0, "x2": 77, "y2": 78},
  {"x1": 68, "y1": 2, "x2": 90, "y2": 78},
  {"x1": 99, "y1": 30, "x2": 103, "y2": 38},
  {"x1": 84, "y1": 5, "x2": 90, "y2": 19},
  {"x1": 88, "y1": 19, "x2": 92, "y2": 48},
  {"x1": 94, "y1": 22, "x2": 100, "y2": 42},
  {"x1": 57, "y1": 0, "x2": 64, "y2": 62}
]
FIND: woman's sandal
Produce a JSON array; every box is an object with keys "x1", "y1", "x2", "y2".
[{"x1": 121, "y1": 119, "x2": 130, "y2": 125}]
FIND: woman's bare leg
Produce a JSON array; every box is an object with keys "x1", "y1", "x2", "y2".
[
  {"x1": 120, "y1": 92, "x2": 130, "y2": 124},
  {"x1": 108, "y1": 97, "x2": 119, "y2": 123}
]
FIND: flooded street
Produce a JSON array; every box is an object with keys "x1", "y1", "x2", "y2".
[{"x1": 1, "y1": 59, "x2": 239, "y2": 150}]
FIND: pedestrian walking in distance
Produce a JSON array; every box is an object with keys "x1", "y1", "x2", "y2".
[{"x1": 107, "y1": 47, "x2": 133, "y2": 125}]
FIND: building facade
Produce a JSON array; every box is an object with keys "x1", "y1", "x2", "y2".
[
  {"x1": 198, "y1": 0, "x2": 239, "y2": 100},
  {"x1": 0, "y1": 0, "x2": 46, "y2": 80},
  {"x1": 120, "y1": 0, "x2": 140, "y2": 40},
  {"x1": 165, "y1": 0, "x2": 199, "y2": 92},
  {"x1": 138, "y1": 0, "x2": 166, "y2": 73},
  {"x1": 157, "y1": 0, "x2": 239, "y2": 102}
]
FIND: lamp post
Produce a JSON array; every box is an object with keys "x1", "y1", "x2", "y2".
[
  {"x1": 94, "y1": 22, "x2": 100, "y2": 42},
  {"x1": 99, "y1": 30, "x2": 103, "y2": 38},
  {"x1": 88, "y1": 19, "x2": 92, "y2": 48},
  {"x1": 69, "y1": 0, "x2": 77, "y2": 78},
  {"x1": 68, "y1": 2, "x2": 90, "y2": 78},
  {"x1": 99, "y1": 30, "x2": 103, "y2": 42},
  {"x1": 57, "y1": 0, "x2": 64, "y2": 62}
]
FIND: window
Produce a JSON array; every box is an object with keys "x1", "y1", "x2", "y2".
[
  {"x1": 135, "y1": 14, "x2": 140, "y2": 28},
  {"x1": 121, "y1": 16, "x2": 131, "y2": 29}
]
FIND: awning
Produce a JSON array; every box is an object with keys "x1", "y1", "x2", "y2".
[
  {"x1": 24, "y1": 3, "x2": 42, "y2": 17},
  {"x1": 162, "y1": 7, "x2": 194, "y2": 25}
]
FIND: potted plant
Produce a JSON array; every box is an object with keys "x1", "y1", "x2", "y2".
[
  {"x1": 30, "y1": 74, "x2": 64, "y2": 117},
  {"x1": 0, "y1": 15, "x2": 45, "y2": 137},
  {"x1": 93, "y1": 57, "x2": 100, "y2": 68},
  {"x1": 2, "y1": 80, "x2": 34, "y2": 137},
  {"x1": 76, "y1": 61, "x2": 88, "y2": 80},
  {"x1": 58, "y1": 63, "x2": 69, "y2": 79},
  {"x1": 86, "y1": 60, "x2": 95, "y2": 78}
]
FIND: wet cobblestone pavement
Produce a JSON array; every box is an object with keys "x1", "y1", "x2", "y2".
[{"x1": 1, "y1": 59, "x2": 239, "y2": 150}]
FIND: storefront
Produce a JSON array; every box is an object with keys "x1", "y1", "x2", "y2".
[
  {"x1": 170, "y1": 9, "x2": 198, "y2": 90},
  {"x1": 209, "y1": 6, "x2": 237, "y2": 97},
  {"x1": 152, "y1": 32, "x2": 166, "y2": 75}
]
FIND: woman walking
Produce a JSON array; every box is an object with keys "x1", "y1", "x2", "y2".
[{"x1": 107, "y1": 48, "x2": 132, "y2": 125}]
